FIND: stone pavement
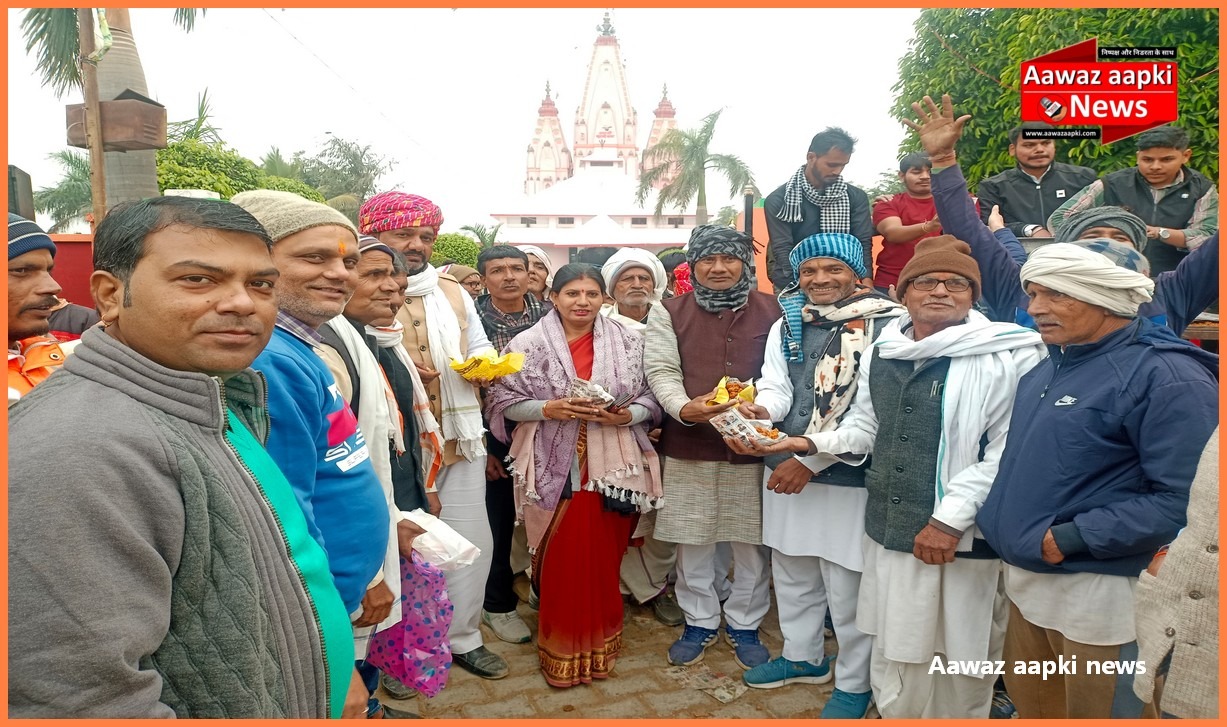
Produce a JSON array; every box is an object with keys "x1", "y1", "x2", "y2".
[{"x1": 379, "y1": 591, "x2": 879, "y2": 719}]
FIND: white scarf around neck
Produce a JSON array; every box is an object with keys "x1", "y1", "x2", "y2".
[{"x1": 405, "y1": 264, "x2": 486, "y2": 461}]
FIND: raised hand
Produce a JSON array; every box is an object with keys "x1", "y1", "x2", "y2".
[{"x1": 902, "y1": 94, "x2": 971, "y2": 163}]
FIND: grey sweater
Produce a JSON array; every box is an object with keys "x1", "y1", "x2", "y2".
[{"x1": 8, "y1": 328, "x2": 334, "y2": 718}]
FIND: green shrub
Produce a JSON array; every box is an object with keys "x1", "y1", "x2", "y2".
[
  {"x1": 429, "y1": 232, "x2": 480, "y2": 267},
  {"x1": 257, "y1": 175, "x2": 325, "y2": 202}
]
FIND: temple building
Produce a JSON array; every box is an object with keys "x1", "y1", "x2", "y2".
[{"x1": 491, "y1": 12, "x2": 696, "y2": 269}]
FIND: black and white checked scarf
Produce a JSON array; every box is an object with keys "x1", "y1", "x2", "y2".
[{"x1": 776, "y1": 165, "x2": 852, "y2": 233}]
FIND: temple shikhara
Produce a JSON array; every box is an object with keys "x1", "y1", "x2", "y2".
[{"x1": 491, "y1": 12, "x2": 697, "y2": 268}]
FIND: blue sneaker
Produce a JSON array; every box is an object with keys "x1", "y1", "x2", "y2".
[
  {"x1": 667, "y1": 625, "x2": 718, "y2": 665},
  {"x1": 820, "y1": 688, "x2": 874, "y2": 719},
  {"x1": 989, "y1": 688, "x2": 1017, "y2": 719},
  {"x1": 743, "y1": 655, "x2": 833, "y2": 689},
  {"x1": 724, "y1": 626, "x2": 770, "y2": 670}
]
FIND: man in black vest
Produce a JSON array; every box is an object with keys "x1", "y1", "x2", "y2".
[
  {"x1": 644, "y1": 226, "x2": 781, "y2": 671},
  {"x1": 742, "y1": 235, "x2": 1045, "y2": 717},
  {"x1": 766, "y1": 128, "x2": 874, "y2": 291},
  {"x1": 1048, "y1": 125, "x2": 1218, "y2": 276},
  {"x1": 975, "y1": 122, "x2": 1098, "y2": 240}
]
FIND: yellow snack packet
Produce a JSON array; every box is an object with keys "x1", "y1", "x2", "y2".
[
  {"x1": 449, "y1": 351, "x2": 525, "y2": 381},
  {"x1": 737, "y1": 383, "x2": 757, "y2": 402},
  {"x1": 707, "y1": 376, "x2": 730, "y2": 405}
]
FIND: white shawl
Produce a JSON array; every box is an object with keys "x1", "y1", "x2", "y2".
[
  {"x1": 404, "y1": 264, "x2": 486, "y2": 461},
  {"x1": 322, "y1": 316, "x2": 404, "y2": 653}
]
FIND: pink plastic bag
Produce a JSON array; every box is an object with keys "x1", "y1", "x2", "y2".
[{"x1": 366, "y1": 551, "x2": 454, "y2": 698}]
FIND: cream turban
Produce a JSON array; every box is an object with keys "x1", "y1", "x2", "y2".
[
  {"x1": 515, "y1": 245, "x2": 554, "y2": 286},
  {"x1": 601, "y1": 247, "x2": 668, "y2": 303},
  {"x1": 1020, "y1": 243, "x2": 1155, "y2": 317}
]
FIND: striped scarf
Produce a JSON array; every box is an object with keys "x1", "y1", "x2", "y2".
[{"x1": 776, "y1": 165, "x2": 852, "y2": 233}]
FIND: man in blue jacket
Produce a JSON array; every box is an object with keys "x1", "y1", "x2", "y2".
[
  {"x1": 973, "y1": 237, "x2": 1218, "y2": 718},
  {"x1": 909, "y1": 94, "x2": 1218, "y2": 336}
]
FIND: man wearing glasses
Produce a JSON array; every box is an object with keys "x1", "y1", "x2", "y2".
[{"x1": 738, "y1": 235, "x2": 1045, "y2": 717}]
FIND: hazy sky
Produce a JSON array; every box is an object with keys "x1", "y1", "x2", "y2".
[{"x1": 8, "y1": 7, "x2": 924, "y2": 229}]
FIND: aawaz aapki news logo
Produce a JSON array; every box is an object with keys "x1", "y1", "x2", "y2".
[{"x1": 1021, "y1": 38, "x2": 1178, "y2": 143}]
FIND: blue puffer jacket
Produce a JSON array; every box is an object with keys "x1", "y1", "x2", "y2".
[{"x1": 977, "y1": 317, "x2": 1218, "y2": 577}]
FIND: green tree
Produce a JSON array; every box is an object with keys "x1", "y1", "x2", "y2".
[
  {"x1": 260, "y1": 146, "x2": 301, "y2": 180},
  {"x1": 257, "y1": 176, "x2": 326, "y2": 203},
  {"x1": 429, "y1": 233, "x2": 481, "y2": 268},
  {"x1": 636, "y1": 108, "x2": 755, "y2": 226},
  {"x1": 33, "y1": 150, "x2": 91, "y2": 232},
  {"x1": 713, "y1": 206, "x2": 740, "y2": 228},
  {"x1": 295, "y1": 137, "x2": 392, "y2": 201},
  {"x1": 460, "y1": 223, "x2": 504, "y2": 248},
  {"x1": 861, "y1": 169, "x2": 905, "y2": 201},
  {"x1": 21, "y1": 8, "x2": 204, "y2": 207},
  {"x1": 891, "y1": 8, "x2": 1218, "y2": 189}
]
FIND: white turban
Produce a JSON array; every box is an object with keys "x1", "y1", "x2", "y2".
[
  {"x1": 601, "y1": 247, "x2": 669, "y2": 303},
  {"x1": 515, "y1": 245, "x2": 554, "y2": 287},
  {"x1": 1020, "y1": 243, "x2": 1155, "y2": 317}
]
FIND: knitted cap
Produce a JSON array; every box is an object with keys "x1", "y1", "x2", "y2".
[
  {"x1": 442, "y1": 264, "x2": 479, "y2": 282},
  {"x1": 9, "y1": 214, "x2": 55, "y2": 260},
  {"x1": 358, "y1": 235, "x2": 394, "y2": 258},
  {"x1": 897, "y1": 235, "x2": 981, "y2": 301},
  {"x1": 229, "y1": 190, "x2": 358, "y2": 244},
  {"x1": 1052, "y1": 205, "x2": 1147, "y2": 247},
  {"x1": 359, "y1": 191, "x2": 443, "y2": 236},
  {"x1": 789, "y1": 232, "x2": 868, "y2": 279}
]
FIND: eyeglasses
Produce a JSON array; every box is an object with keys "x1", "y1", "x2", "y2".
[{"x1": 910, "y1": 277, "x2": 972, "y2": 292}]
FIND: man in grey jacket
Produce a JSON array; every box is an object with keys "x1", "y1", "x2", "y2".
[{"x1": 8, "y1": 197, "x2": 358, "y2": 718}]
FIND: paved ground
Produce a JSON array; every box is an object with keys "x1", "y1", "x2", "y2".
[{"x1": 379, "y1": 590, "x2": 877, "y2": 719}]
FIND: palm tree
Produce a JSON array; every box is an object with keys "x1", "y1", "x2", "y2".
[
  {"x1": 21, "y1": 8, "x2": 203, "y2": 208},
  {"x1": 34, "y1": 150, "x2": 92, "y2": 232},
  {"x1": 460, "y1": 223, "x2": 504, "y2": 249},
  {"x1": 167, "y1": 88, "x2": 223, "y2": 145},
  {"x1": 636, "y1": 108, "x2": 755, "y2": 226},
  {"x1": 260, "y1": 147, "x2": 301, "y2": 180}
]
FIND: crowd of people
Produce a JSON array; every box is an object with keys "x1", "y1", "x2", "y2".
[{"x1": 7, "y1": 93, "x2": 1219, "y2": 720}]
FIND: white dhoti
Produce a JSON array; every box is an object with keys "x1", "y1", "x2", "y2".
[
  {"x1": 859, "y1": 535, "x2": 1006, "y2": 719},
  {"x1": 763, "y1": 471, "x2": 873, "y2": 692},
  {"x1": 436, "y1": 456, "x2": 494, "y2": 654}
]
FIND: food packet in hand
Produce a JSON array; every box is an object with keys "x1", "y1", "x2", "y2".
[
  {"x1": 711, "y1": 409, "x2": 784, "y2": 447},
  {"x1": 568, "y1": 378, "x2": 615, "y2": 407},
  {"x1": 449, "y1": 350, "x2": 525, "y2": 381},
  {"x1": 707, "y1": 376, "x2": 757, "y2": 405}
]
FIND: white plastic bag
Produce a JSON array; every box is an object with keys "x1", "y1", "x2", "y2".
[{"x1": 401, "y1": 509, "x2": 481, "y2": 571}]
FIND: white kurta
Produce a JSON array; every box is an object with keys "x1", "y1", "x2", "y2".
[{"x1": 757, "y1": 322, "x2": 869, "y2": 571}]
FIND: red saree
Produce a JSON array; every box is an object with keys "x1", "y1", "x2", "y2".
[{"x1": 532, "y1": 331, "x2": 636, "y2": 688}]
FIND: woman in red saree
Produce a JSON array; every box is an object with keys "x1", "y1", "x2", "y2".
[{"x1": 486, "y1": 264, "x2": 663, "y2": 688}]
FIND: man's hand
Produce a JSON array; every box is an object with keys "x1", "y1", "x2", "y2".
[
  {"x1": 1145, "y1": 550, "x2": 1167, "y2": 577},
  {"x1": 987, "y1": 205, "x2": 1005, "y2": 232},
  {"x1": 886, "y1": 284, "x2": 900, "y2": 303},
  {"x1": 426, "y1": 491, "x2": 442, "y2": 517},
  {"x1": 647, "y1": 427, "x2": 662, "y2": 444},
  {"x1": 486, "y1": 453, "x2": 508, "y2": 480},
  {"x1": 902, "y1": 93, "x2": 971, "y2": 164},
  {"x1": 913, "y1": 524, "x2": 960, "y2": 565},
  {"x1": 396, "y1": 518, "x2": 426, "y2": 559},
  {"x1": 765, "y1": 458, "x2": 816, "y2": 494},
  {"x1": 860, "y1": 277, "x2": 875, "y2": 288},
  {"x1": 679, "y1": 389, "x2": 738, "y2": 423},
  {"x1": 873, "y1": 194, "x2": 894, "y2": 206},
  {"x1": 738, "y1": 402, "x2": 771, "y2": 420},
  {"x1": 1041, "y1": 529, "x2": 1065, "y2": 565},
  {"x1": 469, "y1": 376, "x2": 494, "y2": 389},
  {"x1": 342, "y1": 666, "x2": 369, "y2": 718},
  {"x1": 724, "y1": 434, "x2": 810, "y2": 457},
  {"x1": 353, "y1": 579, "x2": 394, "y2": 627},
  {"x1": 415, "y1": 361, "x2": 441, "y2": 385}
]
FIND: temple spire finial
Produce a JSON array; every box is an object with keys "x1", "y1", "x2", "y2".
[
  {"x1": 545, "y1": 80, "x2": 551, "y2": 98},
  {"x1": 661, "y1": 83, "x2": 668, "y2": 99},
  {"x1": 596, "y1": 11, "x2": 615, "y2": 36}
]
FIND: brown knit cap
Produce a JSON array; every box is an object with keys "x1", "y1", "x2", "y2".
[{"x1": 897, "y1": 234, "x2": 982, "y2": 301}]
